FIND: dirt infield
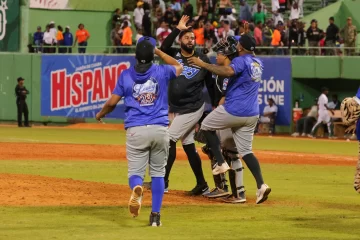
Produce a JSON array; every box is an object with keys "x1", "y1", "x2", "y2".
[
  {"x1": 0, "y1": 173, "x2": 225, "y2": 207},
  {"x1": 0, "y1": 142, "x2": 356, "y2": 166},
  {"x1": 0, "y1": 123, "x2": 356, "y2": 207}
]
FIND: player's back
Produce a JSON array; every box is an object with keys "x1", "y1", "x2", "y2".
[
  {"x1": 225, "y1": 54, "x2": 263, "y2": 117},
  {"x1": 114, "y1": 64, "x2": 176, "y2": 129}
]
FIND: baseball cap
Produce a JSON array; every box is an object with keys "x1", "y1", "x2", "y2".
[
  {"x1": 347, "y1": 17, "x2": 352, "y2": 20},
  {"x1": 137, "y1": 1, "x2": 144, "y2": 7},
  {"x1": 49, "y1": 21, "x2": 55, "y2": 24},
  {"x1": 239, "y1": 34, "x2": 256, "y2": 52},
  {"x1": 329, "y1": 17, "x2": 334, "y2": 21},
  {"x1": 17, "y1": 77, "x2": 24, "y2": 82},
  {"x1": 136, "y1": 37, "x2": 156, "y2": 63},
  {"x1": 66, "y1": 26, "x2": 70, "y2": 29}
]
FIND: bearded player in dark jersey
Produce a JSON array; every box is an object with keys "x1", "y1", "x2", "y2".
[
  {"x1": 144, "y1": 15, "x2": 214, "y2": 195},
  {"x1": 200, "y1": 37, "x2": 246, "y2": 203}
]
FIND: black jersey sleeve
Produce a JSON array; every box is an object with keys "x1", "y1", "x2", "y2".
[
  {"x1": 203, "y1": 55, "x2": 216, "y2": 107},
  {"x1": 160, "y1": 28, "x2": 181, "y2": 57}
]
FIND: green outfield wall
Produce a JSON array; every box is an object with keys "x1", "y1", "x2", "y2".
[{"x1": 1, "y1": 54, "x2": 360, "y2": 132}]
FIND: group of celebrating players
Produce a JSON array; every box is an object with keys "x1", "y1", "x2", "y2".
[{"x1": 96, "y1": 15, "x2": 271, "y2": 227}]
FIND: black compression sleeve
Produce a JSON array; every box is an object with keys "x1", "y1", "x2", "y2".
[{"x1": 160, "y1": 28, "x2": 181, "y2": 55}]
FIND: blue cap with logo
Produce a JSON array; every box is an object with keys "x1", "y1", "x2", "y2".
[{"x1": 136, "y1": 37, "x2": 157, "y2": 63}]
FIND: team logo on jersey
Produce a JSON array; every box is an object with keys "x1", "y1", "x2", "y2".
[
  {"x1": 222, "y1": 78, "x2": 229, "y2": 91},
  {"x1": 132, "y1": 77, "x2": 159, "y2": 106},
  {"x1": 0, "y1": 0, "x2": 8, "y2": 41},
  {"x1": 250, "y1": 61, "x2": 262, "y2": 82},
  {"x1": 177, "y1": 59, "x2": 200, "y2": 79}
]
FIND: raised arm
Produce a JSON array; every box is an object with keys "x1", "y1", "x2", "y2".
[{"x1": 160, "y1": 15, "x2": 191, "y2": 54}]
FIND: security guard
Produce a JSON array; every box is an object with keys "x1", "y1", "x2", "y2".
[{"x1": 15, "y1": 77, "x2": 30, "y2": 127}]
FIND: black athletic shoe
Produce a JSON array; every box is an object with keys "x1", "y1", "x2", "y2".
[
  {"x1": 188, "y1": 182, "x2": 210, "y2": 196},
  {"x1": 149, "y1": 212, "x2": 162, "y2": 227}
]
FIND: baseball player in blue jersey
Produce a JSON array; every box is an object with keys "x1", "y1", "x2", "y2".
[
  {"x1": 95, "y1": 37, "x2": 183, "y2": 226},
  {"x1": 188, "y1": 34, "x2": 271, "y2": 204}
]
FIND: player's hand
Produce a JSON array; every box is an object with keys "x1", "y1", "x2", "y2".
[
  {"x1": 188, "y1": 56, "x2": 204, "y2": 67},
  {"x1": 177, "y1": 15, "x2": 191, "y2": 31},
  {"x1": 95, "y1": 113, "x2": 103, "y2": 123}
]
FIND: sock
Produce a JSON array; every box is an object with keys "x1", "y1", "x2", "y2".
[
  {"x1": 183, "y1": 143, "x2": 206, "y2": 185},
  {"x1": 129, "y1": 175, "x2": 143, "y2": 190},
  {"x1": 164, "y1": 140, "x2": 177, "y2": 183},
  {"x1": 202, "y1": 130, "x2": 224, "y2": 165},
  {"x1": 242, "y1": 153, "x2": 264, "y2": 189},
  {"x1": 151, "y1": 177, "x2": 165, "y2": 213}
]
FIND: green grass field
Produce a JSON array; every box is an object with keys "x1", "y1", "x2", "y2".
[{"x1": 0, "y1": 126, "x2": 360, "y2": 240}]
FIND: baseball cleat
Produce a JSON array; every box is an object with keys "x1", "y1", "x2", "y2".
[
  {"x1": 203, "y1": 187, "x2": 230, "y2": 198},
  {"x1": 256, "y1": 184, "x2": 271, "y2": 204},
  {"x1": 188, "y1": 182, "x2": 210, "y2": 196},
  {"x1": 128, "y1": 185, "x2": 143, "y2": 217},
  {"x1": 222, "y1": 194, "x2": 247, "y2": 204},
  {"x1": 149, "y1": 212, "x2": 162, "y2": 227},
  {"x1": 291, "y1": 132, "x2": 299, "y2": 137},
  {"x1": 212, "y1": 162, "x2": 230, "y2": 175},
  {"x1": 164, "y1": 188, "x2": 169, "y2": 193}
]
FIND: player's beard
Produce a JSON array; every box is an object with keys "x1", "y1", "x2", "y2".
[{"x1": 181, "y1": 42, "x2": 195, "y2": 54}]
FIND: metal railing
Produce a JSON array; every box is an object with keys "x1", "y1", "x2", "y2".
[{"x1": 30, "y1": 45, "x2": 360, "y2": 56}]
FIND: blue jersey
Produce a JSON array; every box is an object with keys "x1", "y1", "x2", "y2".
[
  {"x1": 63, "y1": 32, "x2": 73, "y2": 46},
  {"x1": 225, "y1": 54, "x2": 263, "y2": 117},
  {"x1": 112, "y1": 64, "x2": 176, "y2": 129}
]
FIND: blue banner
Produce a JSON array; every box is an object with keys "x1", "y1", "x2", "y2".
[{"x1": 42, "y1": 55, "x2": 291, "y2": 126}]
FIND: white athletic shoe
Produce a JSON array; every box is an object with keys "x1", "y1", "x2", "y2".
[
  {"x1": 308, "y1": 134, "x2": 315, "y2": 138},
  {"x1": 301, "y1": 133, "x2": 306, "y2": 137},
  {"x1": 212, "y1": 162, "x2": 230, "y2": 175},
  {"x1": 128, "y1": 185, "x2": 143, "y2": 217},
  {"x1": 291, "y1": 132, "x2": 299, "y2": 137},
  {"x1": 256, "y1": 184, "x2": 271, "y2": 204}
]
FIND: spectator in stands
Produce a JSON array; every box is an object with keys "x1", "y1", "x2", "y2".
[
  {"x1": 297, "y1": 21, "x2": 306, "y2": 55},
  {"x1": 159, "y1": 0, "x2": 166, "y2": 14},
  {"x1": 121, "y1": 8, "x2": 132, "y2": 26},
  {"x1": 171, "y1": 0, "x2": 182, "y2": 19},
  {"x1": 327, "y1": 94, "x2": 340, "y2": 110},
  {"x1": 219, "y1": 13, "x2": 236, "y2": 26},
  {"x1": 251, "y1": 0, "x2": 267, "y2": 15},
  {"x1": 254, "y1": 21, "x2": 263, "y2": 46},
  {"x1": 325, "y1": 17, "x2": 339, "y2": 56},
  {"x1": 193, "y1": 20, "x2": 205, "y2": 46},
  {"x1": 263, "y1": 20, "x2": 273, "y2": 48},
  {"x1": 49, "y1": 21, "x2": 57, "y2": 53},
  {"x1": 153, "y1": 1, "x2": 163, "y2": 28},
  {"x1": 143, "y1": 9, "x2": 152, "y2": 37},
  {"x1": 218, "y1": 0, "x2": 233, "y2": 15},
  {"x1": 288, "y1": 19, "x2": 298, "y2": 51},
  {"x1": 43, "y1": 25, "x2": 55, "y2": 54},
  {"x1": 239, "y1": 0, "x2": 252, "y2": 22},
  {"x1": 74, "y1": 23, "x2": 90, "y2": 54},
  {"x1": 33, "y1": 26, "x2": 43, "y2": 53},
  {"x1": 120, "y1": 21, "x2": 132, "y2": 53},
  {"x1": 111, "y1": 22, "x2": 122, "y2": 53},
  {"x1": 221, "y1": 20, "x2": 234, "y2": 38},
  {"x1": 136, "y1": 28, "x2": 144, "y2": 42},
  {"x1": 340, "y1": 17, "x2": 357, "y2": 56},
  {"x1": 63, "y1": 26, "x2": 73, "y2": 53},
  {"x1": 307, "y1": 19, "x2": 323, "y2": 56},
  {"x1": 271, "y1": 0, "x2": 283, "y2": 25},
  {"x1": 257, "y1": 98, "x2": 278, "y2": 134},
  {"x1": 143, "y1": 0, "x2": 152, "y2": 11},
  {"x1": 56, "y1": 26, "x2": 65, "y2": 54},
  {"x1": 292, "y1": 99, "x2": 318, "y2": 137},
  {"x1": 157, "y1": 22, "x2": 172, "y2": 46},
  {"x1": 271, "y1": 21, "x2": 284, "y2": 55},
  {"x1": 204, "y1": 20, "x2": 217, "y2": 51},
  {"x1": 183, "y1": 0, "x2": 194, "y2": 20},
  {"x1": 134, "y1": 1, "x2": 145, "y2": 30},
  {"x1": 289, "y1": 0, "x2": 300, "y2": 21},
  {"x1": 164, "y1": 3, "x2": 175, "y2": 25},
  {"x1": 112, "y1": 8, "x2": 121, "y2": 28},
  {"x1": 253, "y1": 4, "x2": 266, "y2": 24}
]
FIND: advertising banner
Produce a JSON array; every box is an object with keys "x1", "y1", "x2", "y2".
[
  {"x1": 0, "y1": 0, "x2": 20, "y2": 51},
  {"x1": 30, "y1": 0, "x2": 120, "y2": 11},
  {"x1": 42, "y1": 55, "x2": 292, "y2": 125}
]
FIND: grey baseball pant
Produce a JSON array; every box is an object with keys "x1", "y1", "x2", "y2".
[
  {"x1": 126, "y1": 125, "x2": 169, "y2": 178},
  {"x1": 201, "y1": 105, "x2": 258, "y2": 157}
]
